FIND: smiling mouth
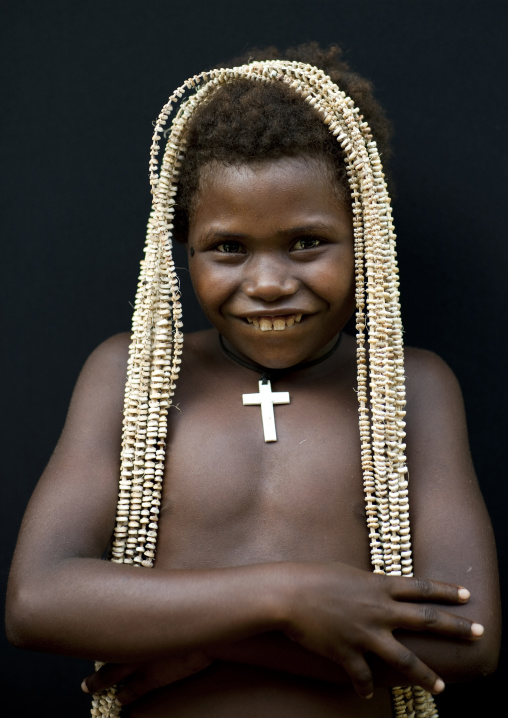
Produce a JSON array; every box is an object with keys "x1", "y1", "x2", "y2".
[{"x1": 245, "y1": 314, "x2": 303, "y2": 331}]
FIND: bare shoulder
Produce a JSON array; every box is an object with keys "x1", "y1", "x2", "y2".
[
  {"x1": 77, "y1": 331, "x2": 131, "y2": 385},
  {"x1": 404, "y1": 346, "x2": 462, "y2": 402},
  {"x1": 92, "y1": 330, "x2": 132, "y2": 359}
]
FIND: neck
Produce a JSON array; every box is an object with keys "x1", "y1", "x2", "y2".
[{"x1": 218, "y1": 333, "x2": 342, "y2": 384}]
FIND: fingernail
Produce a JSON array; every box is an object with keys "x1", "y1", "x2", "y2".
[
  {"x1": 471, "y1": 623, "x2": 484, "y2": 637},
  {"x1": 432, "y1": 678, "x2": 445, "y2": 694},
  {"x1": 81, "y1": 679, "x2": 89, "y2": 694},
  {"x1": 458, "y1": 588, "x2": 470, "y2": 601}
]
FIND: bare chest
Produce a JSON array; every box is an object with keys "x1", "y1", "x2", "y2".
[{"x1": 154, "y1": 360, "x2": 371, "y2": 572}]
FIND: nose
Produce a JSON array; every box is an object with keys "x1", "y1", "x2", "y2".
[{"x1": 242, "y1": 254, "x2": 299, "y2": 302}]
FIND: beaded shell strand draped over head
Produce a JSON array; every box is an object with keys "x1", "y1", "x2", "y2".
[{"x1": 90, "y1": 61, "x2": 438, "y2": 718}]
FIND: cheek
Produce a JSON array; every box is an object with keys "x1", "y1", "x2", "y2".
[
  {"x1": 305, "y1": 256, "x2": 355, "y2": 304},
  {"x1": 189, "y1": 260, "x2": 236, "y2": 315}
]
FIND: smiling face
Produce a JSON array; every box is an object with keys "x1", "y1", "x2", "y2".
[{"x1": 187, "y1": 156, "x2": 355, "y2": 369}]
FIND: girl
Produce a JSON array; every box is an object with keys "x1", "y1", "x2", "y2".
[{"x1": 6, "y1": 44, "x2": 500, "y2": 718}]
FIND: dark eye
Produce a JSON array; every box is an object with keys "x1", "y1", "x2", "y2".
[
  {"x1": 291, "y1": 236, "x2": 323, "y2": 251},
  {"x1": 216, "y1": 240, "x2": 245, "y2": 254}
]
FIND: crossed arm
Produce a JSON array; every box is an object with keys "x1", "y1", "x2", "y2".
[{"x1": 6, "y1": 335, "x2": 501, "y2": 703}]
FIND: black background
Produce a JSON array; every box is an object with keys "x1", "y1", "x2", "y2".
[{"x1": 1, "y1": 1, "x2": 506, "y2": 715}]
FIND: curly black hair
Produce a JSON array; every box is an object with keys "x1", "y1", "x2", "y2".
[{"x1": 173, "y1": 42, "x2": 393, "y2": 241}]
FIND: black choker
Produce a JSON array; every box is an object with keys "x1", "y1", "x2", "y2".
[{"x1": 219, "y1": 333, "x2": 342, "y2": 384}]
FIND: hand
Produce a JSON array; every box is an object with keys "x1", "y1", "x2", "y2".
[
  {"x1": 284, "y1": 563, "x2": 483, "y2": 699},
  {"x1": 81, "y1": 651, "x2": 213, "y2": 705}
]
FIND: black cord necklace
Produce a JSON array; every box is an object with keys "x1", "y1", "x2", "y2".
[
  {"x1": 218, "y1": 332, "x2": 342, "y2": 443},
  {"x1": 219, "y1": 332, "x2": 342, "y2": 384}
]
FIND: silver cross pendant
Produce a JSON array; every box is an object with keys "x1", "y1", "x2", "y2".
[{"x1": 242, "y1": 379, "x2": 290, "y2": 442}]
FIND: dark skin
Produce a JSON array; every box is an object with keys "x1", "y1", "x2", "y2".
[{"x1": 6, "y1": 157, "x2": 500, "y2": 717}]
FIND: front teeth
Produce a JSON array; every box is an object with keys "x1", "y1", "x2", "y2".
[{"x1": 246, "y1": 314, "x2": 303, "y2": 331}]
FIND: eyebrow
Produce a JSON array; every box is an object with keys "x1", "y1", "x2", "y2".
[
  {"x1": 199, "y1": 223, "x2": 337, "y2": 243},
  {"x1": 279, "y1": 224, "x2": 335, "y2": 236}
]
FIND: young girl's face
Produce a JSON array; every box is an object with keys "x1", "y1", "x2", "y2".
[{"x1": 187, "y1": 156, "x2": 355, "y2": 369}]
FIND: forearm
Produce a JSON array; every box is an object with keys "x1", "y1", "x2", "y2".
[
  {"x1": 8, "y1": 554, "x2": 496, "y2": 697},
  {"x1": 6, "y1": 558, "x2": 288, "y2": 662}
]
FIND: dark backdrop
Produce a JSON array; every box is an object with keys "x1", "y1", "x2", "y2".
[{"x1": 1, "y1": 1, "x2": 506, "y2": 715}]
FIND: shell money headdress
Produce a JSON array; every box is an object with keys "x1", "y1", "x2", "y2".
[{"x1": 91, "y1": 61, "x2": 438, "y2": 718}]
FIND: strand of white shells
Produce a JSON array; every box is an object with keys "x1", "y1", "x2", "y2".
[{"x1": 91, "y1": 61, "x2": 436, "y2": 718}]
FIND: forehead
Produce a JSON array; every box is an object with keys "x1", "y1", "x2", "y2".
[{"x1": 190, "y1": 156, "x2": 351, "y2": 236}]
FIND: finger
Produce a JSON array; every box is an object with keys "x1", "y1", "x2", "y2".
[
  {"x1": 393, "y1": 603, "x2": 484, "y2": 640},
  {"x1": 82, "y1": 662, "x2": 138, "y2": 694},
  {"x1": 376, "y1": 637, "x2": 445, "y2": 695},
  {"x1": 388, "y1": 576, "x2": 471, "y2": 605},
  {"x1": 340, "y1": 655, "x2": 374, "y2": 699}
]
